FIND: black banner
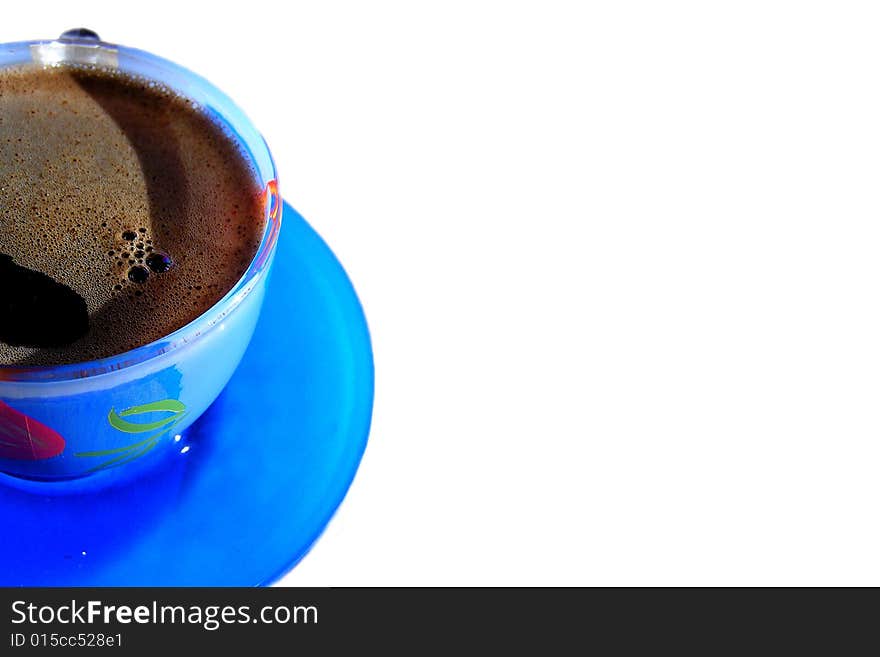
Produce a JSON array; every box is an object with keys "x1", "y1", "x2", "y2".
[{"x1": 0, "y1": 588, "x2": 867, "y2": 651}]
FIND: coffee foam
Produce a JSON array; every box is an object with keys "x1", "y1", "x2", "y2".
[{"x1": 0, "y1": 65, "x2": 265, "y2": 366}]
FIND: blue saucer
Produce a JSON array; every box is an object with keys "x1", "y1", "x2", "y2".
[{"x1": 0, "y1": 203, "x2": 374, "y2": 586}]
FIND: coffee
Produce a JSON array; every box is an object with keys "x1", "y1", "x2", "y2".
[{"x1": 0, "y1": 65, "x2": 265, "y2": 366}]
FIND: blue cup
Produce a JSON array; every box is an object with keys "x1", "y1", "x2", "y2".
[{"x1": 0, "y1": 31, "x2": 281, "y2": 487}]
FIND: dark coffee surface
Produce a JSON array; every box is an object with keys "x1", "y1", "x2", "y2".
[{"x1": 0, "y1": 65, "x2": 264, "y2": 366}]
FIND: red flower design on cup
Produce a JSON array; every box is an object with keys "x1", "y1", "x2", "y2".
[{"x1": 0, "y1": 400, "x2": 66, "y2": 460}]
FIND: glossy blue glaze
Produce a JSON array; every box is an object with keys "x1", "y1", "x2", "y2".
[{"x1": 0, "y1": 204, "x2": 374, "y2": 585}]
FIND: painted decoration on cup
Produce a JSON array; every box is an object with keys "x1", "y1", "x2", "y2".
[
  {"x1": 0, "y1": 399, "x2": 66, "y2": 460},
  {"x1": 75, "y1": 399, "x2": 187, "y2": 472}
]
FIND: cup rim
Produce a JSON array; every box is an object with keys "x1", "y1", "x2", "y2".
[{"x1": 0, "y1": 36, "x2": 281, "y2": 384}]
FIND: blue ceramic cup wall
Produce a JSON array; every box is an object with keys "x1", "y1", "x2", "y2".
[{"x1": 0, "y1": 32, "x2": 281, "y2": 486}]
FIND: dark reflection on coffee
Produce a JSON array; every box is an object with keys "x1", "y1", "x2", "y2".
[
  {"x1": 0, "y1": 66, "x2": 265, "y2": 366},
  {"x1": 0, "y1": 253, "x2": 88, "y2": 347}
]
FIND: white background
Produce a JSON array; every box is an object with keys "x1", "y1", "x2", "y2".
[{"x1": 5, "y1": 1, "x2": 880, "y2": 585}]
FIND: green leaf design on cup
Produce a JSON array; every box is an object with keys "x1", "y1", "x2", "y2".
[
  {"x1": 107, "y1": 399, "x2": 186, "y2": 433},
  {"x1": 75, "y1": 398, "x2": 187, "y2": 472}
]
